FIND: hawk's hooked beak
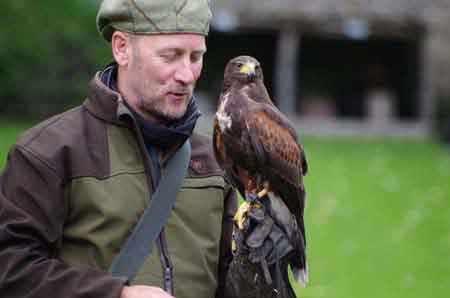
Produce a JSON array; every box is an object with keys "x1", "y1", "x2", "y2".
[{"x1": 240, "y1": 62, "x2": 256, "y2": 78}]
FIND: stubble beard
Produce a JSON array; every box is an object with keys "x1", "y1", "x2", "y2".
[{"x1": 138, "y1": 91, "x2": 192, "y2": 122}]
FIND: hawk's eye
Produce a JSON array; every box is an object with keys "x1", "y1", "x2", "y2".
[{"x1": 236, "y1": 63, "x2": 243, "y2": 68}]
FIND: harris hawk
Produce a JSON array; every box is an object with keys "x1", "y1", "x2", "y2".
[{"x1": 213, "y1": 56, "x2": 309, "y2": 296}]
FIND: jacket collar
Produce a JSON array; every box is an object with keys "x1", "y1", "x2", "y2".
[{"x1": 84, "y1": 72, "x2": 134, "y2": 126}]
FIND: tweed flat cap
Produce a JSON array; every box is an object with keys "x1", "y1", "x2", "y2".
[{"x1": 97, "y1": 0, "x2": 212, "y2": 42}]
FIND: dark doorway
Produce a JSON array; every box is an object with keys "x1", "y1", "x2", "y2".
[{"x1": 297, "y1": 35, "x2": 420, "y2": 120}]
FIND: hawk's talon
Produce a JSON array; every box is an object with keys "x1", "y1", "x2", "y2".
[
  {"x1": 257, "y1": 187, "x2": 268, "y2": 198},
  {"x1": 236, "y1": 187, "x2": 269, "y2": 230},
  {"x1": 234, "y1": 201, "x2": 251, "y2": 230}
]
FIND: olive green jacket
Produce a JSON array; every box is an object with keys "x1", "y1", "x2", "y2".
[{"x1": 0, "y1": 73, "x2": 236, "y2": 298}]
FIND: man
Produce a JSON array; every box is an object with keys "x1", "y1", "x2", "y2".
[{"x1": 0, "y1": 1, "x2": 236, "y2": 298}]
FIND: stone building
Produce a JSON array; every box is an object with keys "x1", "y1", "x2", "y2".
[{"x1": 198, "y1": 0, "x2": 450, "y2": 137}]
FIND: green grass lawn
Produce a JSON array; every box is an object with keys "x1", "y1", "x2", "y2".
[
  {"x1": 300, "y1": 136, "x2": 450, "y2": 298},
  {"x1": 1, "y1": 121, "x2": 449, "y2": 298}
]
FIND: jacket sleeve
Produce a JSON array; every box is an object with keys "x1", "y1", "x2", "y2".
[
  {"x1": 0, "y1": 145, "x2": 126, "y2": 298},
  {"x1": 215, "y1": 184, "x2": 237, "y2": 298}
]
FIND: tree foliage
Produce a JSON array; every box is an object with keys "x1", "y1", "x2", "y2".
[{"x1": 0, "y1": 0, "x2": 111, "y2": 118}]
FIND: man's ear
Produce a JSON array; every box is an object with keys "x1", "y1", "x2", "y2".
[{"x1": 111, "y1": 31, "x2": 131, "y2": 66}]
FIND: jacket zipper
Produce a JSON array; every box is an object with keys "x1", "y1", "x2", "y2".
[
  {"x1": 158, "y1": 229, "x2": 174, "y2": 295},
  {"x1": 124, "y1": 110, "x2": 175, "y2": 295}
]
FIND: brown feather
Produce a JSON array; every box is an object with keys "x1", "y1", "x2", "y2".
[
  {"x1": 213, "y1": 118, "x2": 226, "y2": 166},
  {"x1": 247, "y1": 109, "x2": 304, "y2": 188}
]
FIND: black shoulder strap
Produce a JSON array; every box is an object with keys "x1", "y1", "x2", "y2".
[{"x1": 109, "y1": 140, "x2": 191, "y2": 282}]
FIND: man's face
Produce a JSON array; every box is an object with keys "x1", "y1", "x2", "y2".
[{"x1": 123, "y1": 34, "x2": 206, "y2": 122}]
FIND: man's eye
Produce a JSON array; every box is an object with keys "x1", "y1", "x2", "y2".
[
  {"x1": 191, "y1": 54, "x2": 203, "y2": 63},
  {"x1": 161, "y1": 52, "x2": 177, "y2": 62}
]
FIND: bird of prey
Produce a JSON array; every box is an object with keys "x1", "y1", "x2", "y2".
[{"x1": 213, "y1": 56, "x2": 309, "y2": 295}]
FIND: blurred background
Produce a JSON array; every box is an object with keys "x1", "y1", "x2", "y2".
[{"x1": 1, "y1": 0, "x2": 449, "y2": 297}]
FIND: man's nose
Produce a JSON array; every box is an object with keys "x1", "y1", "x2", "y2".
[{"x1": 174, "y1": 60, "x2": 195, "y2": 85}]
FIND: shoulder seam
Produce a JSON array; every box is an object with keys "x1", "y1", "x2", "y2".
[
  {"x1": 16, "y1": 144, "x2": 62, "y2": 179},
  {"x1": 22, "y1": 108, "x2": 80, "y2": 147}
]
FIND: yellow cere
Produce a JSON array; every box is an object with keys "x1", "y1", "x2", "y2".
[{"x1": 240, "y1": 62, "x2": 256, "y2": 74}]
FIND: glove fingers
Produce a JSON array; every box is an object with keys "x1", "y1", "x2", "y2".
[
  {"x1": 245, "y1": 216, "x2": 274, "y2": 248},
  {"x1": 247, "y1": 205, "x2": 265, "y2": 222},
  {"x1": 266, "y1": 225, "x2": 294, "y2": 264},
  {"x1": 266, "y1": 193, "x2": 296, "y2": 239}
]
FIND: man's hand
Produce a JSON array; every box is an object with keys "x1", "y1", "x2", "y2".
[{"x1": 120, "y1": 285, "x2": 174, "y2": 298}]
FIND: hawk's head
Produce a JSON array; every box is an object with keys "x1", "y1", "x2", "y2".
[{"x1": 223, "y1": 56, "x2": 264, "y2": 90}]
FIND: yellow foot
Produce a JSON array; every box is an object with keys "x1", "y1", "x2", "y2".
[
  {"x1": 257, "y1": 187, "x2": 268, "y2": 198},
  {"x1": 234, "y1": 202, "x2": 251, "y2": 230}
]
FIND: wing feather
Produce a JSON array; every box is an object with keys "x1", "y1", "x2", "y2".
[{"x1": 246, "y1": 105, "x2": 305, "y2": 188}]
